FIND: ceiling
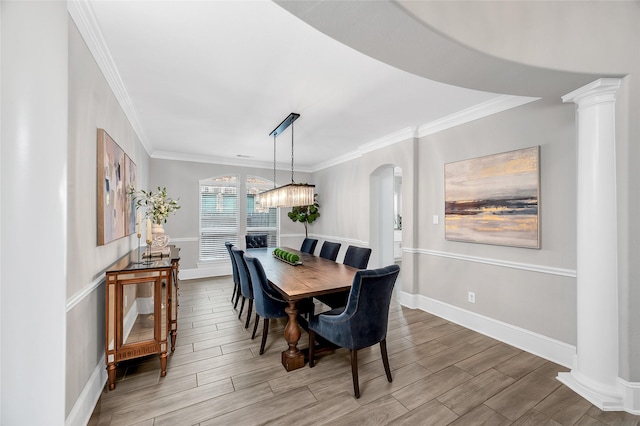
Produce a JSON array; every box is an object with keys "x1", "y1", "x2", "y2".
[{"x1": 85, "y1": 0, "x2": 526, "y2": 173}]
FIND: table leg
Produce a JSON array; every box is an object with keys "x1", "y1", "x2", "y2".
[{"x1": 282, "y1": 300, "x2": 305, "y2": 371}]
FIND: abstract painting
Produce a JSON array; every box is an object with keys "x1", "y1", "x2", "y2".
[
  {"x1": 445, "y1": 146, "x2": 540, "y2": 248},
  {"x1": 97, "y1": 129, "x2": 135, "y2": 245}
]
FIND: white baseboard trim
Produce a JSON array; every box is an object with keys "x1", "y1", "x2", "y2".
[
  {"x1": 398, "y1": 290, "x2": 575, "y2": 368},
  {"x1": 65, "y1": 355, "x2": 106, "y2": 426},
  {"x1": 181, "y1": 265, "x2": 229, "y2": 280}
]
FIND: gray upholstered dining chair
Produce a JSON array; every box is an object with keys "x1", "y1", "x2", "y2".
[
  {"x1": 245, "y1": 234, "x2": 268, "y2": 249},
  {"x1": 308, "y1": 264, "x2": 400, "y2": 399},
  {"x1": 231, "y1": 246, "x2": 254, "y2": 329},
  {"x1": 300, "y1": 238, "x2": 318, "y2": 255},
  {"x1": 318, "y1": 241, "x2": 341, "y2": 261},
  {"x1": 225, "y1": 242, "x2": 242, "y2": 308}
]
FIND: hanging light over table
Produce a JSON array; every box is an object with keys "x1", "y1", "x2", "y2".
[{"x1": 259, "y1": 113, "x2": 315, "y2": 208}]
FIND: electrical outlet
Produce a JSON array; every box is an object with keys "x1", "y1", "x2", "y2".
[{"x1": 468, "y1": 292, "x2": 476, "y2": 303}]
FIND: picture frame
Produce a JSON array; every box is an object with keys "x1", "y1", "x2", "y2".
[
  {"x1": 97, "y1": 129, "x2": 136, "y2": 245},
  {"x1": 444, "y1": 146, "x2": 540, "y2": 249}
]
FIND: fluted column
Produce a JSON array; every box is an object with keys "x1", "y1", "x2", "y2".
[{"x1": 557, "y1": 78, "x2": 623, "y2": 409}]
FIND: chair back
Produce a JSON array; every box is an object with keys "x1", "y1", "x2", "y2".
[
  {"x1": 343, "y1": 245, "x2": 372, "y2": 269},
  {"x1": 333, "y1": 265, "x2": 400, "y2": 349},
  {"x1": 225, "y1": 242, "x2": 239, "y2": 285},
  {"x1": 245, "y1": 234, "x2": 268, "y2": 249},
  {"x1": 300, "y1": 238, "x2": 318, "y2": 255},
  {"x1": 319, "y1": 241, "x2": 341, "y2": 261},
  {"x1": 244, "y1": 254, "x2": 287, "y2": 318},
  {"x1": 231, "y1": 247, "x2": 253, "y2": 298}
]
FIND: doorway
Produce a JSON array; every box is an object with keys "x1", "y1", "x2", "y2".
[{"x1": 369, "y1": 165, "x2": 402, "y2": 268}]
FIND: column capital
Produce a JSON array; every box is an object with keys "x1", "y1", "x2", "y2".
[{"x1": 562, "y1": 78, "x2": 621, "y2": 106}]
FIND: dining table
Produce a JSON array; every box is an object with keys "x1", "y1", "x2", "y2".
[{"x1": 246, "y1": 247, "x2": 359, "y2": 371}]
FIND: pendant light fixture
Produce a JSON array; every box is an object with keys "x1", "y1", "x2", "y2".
[{"x1": 259, "y1": 113, "x2": 315, "y2": 208}]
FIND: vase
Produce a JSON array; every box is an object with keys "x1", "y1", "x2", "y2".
[{"x1": 151, "y1": 223, "x2": 169, "y2": 249}]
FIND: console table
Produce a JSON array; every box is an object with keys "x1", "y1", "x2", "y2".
[{"x1": 104, "y1": 245, "x2": 180, "y2": 390}]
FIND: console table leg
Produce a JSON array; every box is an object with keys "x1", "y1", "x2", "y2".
[
  {"x1": 107, "y1": 363, "x2": 116, "y2": 390},
  {"x1": 159, "y1": 353, "x2": 167, "y2": 377},
  {"x1": 282, "y1": 301, "x2": 304, "y2": 371}
]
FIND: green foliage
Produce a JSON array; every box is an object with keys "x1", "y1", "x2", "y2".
[
  {"x1": 287, "y1": 194, "x2": 320, "y2": 237},
  {"x1": 129, "y1": 186, "x2": 180, "y2": 225}
]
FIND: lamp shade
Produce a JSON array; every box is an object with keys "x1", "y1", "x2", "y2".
[{"x1": 259, "y1": 183, "x2": 315, "y2": 208}]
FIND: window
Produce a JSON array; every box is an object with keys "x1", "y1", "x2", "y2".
[
  {"x1": 246, "y1": 176, "x2": 278, "y2": 247},
  {"x1": 199, "y1": 175, "x2": 238, "y2": 261}
]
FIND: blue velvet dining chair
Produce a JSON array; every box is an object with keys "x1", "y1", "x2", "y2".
[
  {"x1": 244, "y1": 253, "x2": 315, "y2": 354},
  {"x1": 319, "y1": 241, "x2": 341, "y2": 261},
  {"x1": 244, "y1": 253, "x2": 290, "y2": 355},
  {"x1": 343, "y1": 245, "x2": 372, "y2": 269},
  {"x1": 300, "y1": 238, "x2": 318, "y2": 255},
  {"x1": 231, "y1": 246, "x2": 254, "y2": 329},
  {"x1": 317, "y1": 245, "x2": 372, "y2": 309},
  {"x1": 225, "y1": 242, "x2": 241, "y2": 308},
  {"x1": 308, "y1": 264, "x2": 400, "y2": 399},
  {"x1": 245, "y1": 234, "x2": 268, "y2": 249}
]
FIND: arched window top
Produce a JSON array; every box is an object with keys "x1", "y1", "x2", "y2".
[{"x1": 200, "y1": 175, "x2": 238, "y2": 186}]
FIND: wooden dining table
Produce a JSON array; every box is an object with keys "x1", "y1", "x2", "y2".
[{"x1": 246, "y1": 247, "x2": 359, "y2": 371}]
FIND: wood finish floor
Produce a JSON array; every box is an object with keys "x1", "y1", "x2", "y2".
[{"x1": 89, "y1": 276, "x2": 640, "y2": 426}]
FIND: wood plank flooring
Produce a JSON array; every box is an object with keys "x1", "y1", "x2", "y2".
[{"x1": 89, "y1": 276, "x2": 640, "y2": 426}]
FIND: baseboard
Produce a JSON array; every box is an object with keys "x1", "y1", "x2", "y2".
[
  {"x1": 181, "y1": 264, "x2": 229, "y2": 280},
  {"x1": 65, "y1": 355, "x2": 106, "y2": 426},
  {"x1": 398, "y1": 290, "x2": 575, "y2": 368}
]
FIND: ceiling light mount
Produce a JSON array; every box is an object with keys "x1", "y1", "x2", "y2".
[{"x1": 259, "y1": 113, "x2": 315, "y2": 208}]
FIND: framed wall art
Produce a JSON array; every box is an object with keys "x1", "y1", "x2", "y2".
[
  {"x1": 97, "y1": 128, "x2": 136, "y2": 245},
  {"x1": 444, "y1": 146, "x2": 540, "y2": 248}
]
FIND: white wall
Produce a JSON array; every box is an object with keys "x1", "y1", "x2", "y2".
[{"x1": 66, "y1": 16, "x2": 149, "y2": 424}]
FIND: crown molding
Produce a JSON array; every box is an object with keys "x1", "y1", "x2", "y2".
[
  {"x1": 310, "y1": 95, "x2": 538, "y2": 172},
  {"x1": 67, "y1": 1, "x2": 152, "y2": 155},
  {"x1": 417, "y1": 94, "x2": 540, "y2": 138},
  {"x1": 151, "y1": 150, "x2": 314, "y2": 174}
]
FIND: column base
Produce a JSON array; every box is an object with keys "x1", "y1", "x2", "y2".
[{"x1": 557, "y1": 371, "x2": 623, "y2": 411}]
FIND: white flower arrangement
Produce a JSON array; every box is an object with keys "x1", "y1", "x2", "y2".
[{"x1": 129, "y1": 186, "x2": 180, "y2": 225}]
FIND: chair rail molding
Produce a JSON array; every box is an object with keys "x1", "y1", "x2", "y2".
[{"x1": 404, "y1": 247, "x2": 576, "y2": 278}]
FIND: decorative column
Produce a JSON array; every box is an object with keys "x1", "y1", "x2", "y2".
[{"x1": 558, "y1": 78, "x2": 623, "y2": 409}]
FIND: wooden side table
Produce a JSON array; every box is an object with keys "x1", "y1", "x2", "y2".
[{"x1": 104, "y1": 245, "x2": 180, "y2": 390}]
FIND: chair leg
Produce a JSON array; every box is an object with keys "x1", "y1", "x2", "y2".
[
  {"x1": 238, "y1": 296, "x2": 246, "y2": 319},
  {"x1": 233, "y1": 287, "x2": 241, "y2": 309},
  {"x1": 308, "y1": 329, "x2": 316, "y2": 368},
  {"x1": 244, "y1": 299, "x2": 253, "y2": 329},
  {"x1": 259, "y1": 318, "x2": 270, "y2": 355},
  {"x1": 251, "y1": 313, "x2": 260, "y2": 339},
  {"x1": 231, "y1": 283, "x2": 238, "y2": 305},
  {"x1": 380, "y1": 339, "x2": 393, "y2": 383},
  {"x1": 350, "y1": 349, "x2": 360, "y2": 399}
]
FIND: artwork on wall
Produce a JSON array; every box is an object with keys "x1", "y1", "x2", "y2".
[
  {"x1": 97, "y1": 129, "x2": 137, "y2": 246},
  {"x1": 445, "y1": 146, "x2": 540, "y2": 249}
]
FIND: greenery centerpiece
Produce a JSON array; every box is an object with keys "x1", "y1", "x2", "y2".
[{"x1": 287, "y1": 194, "x2": 320, "y2": 237}]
